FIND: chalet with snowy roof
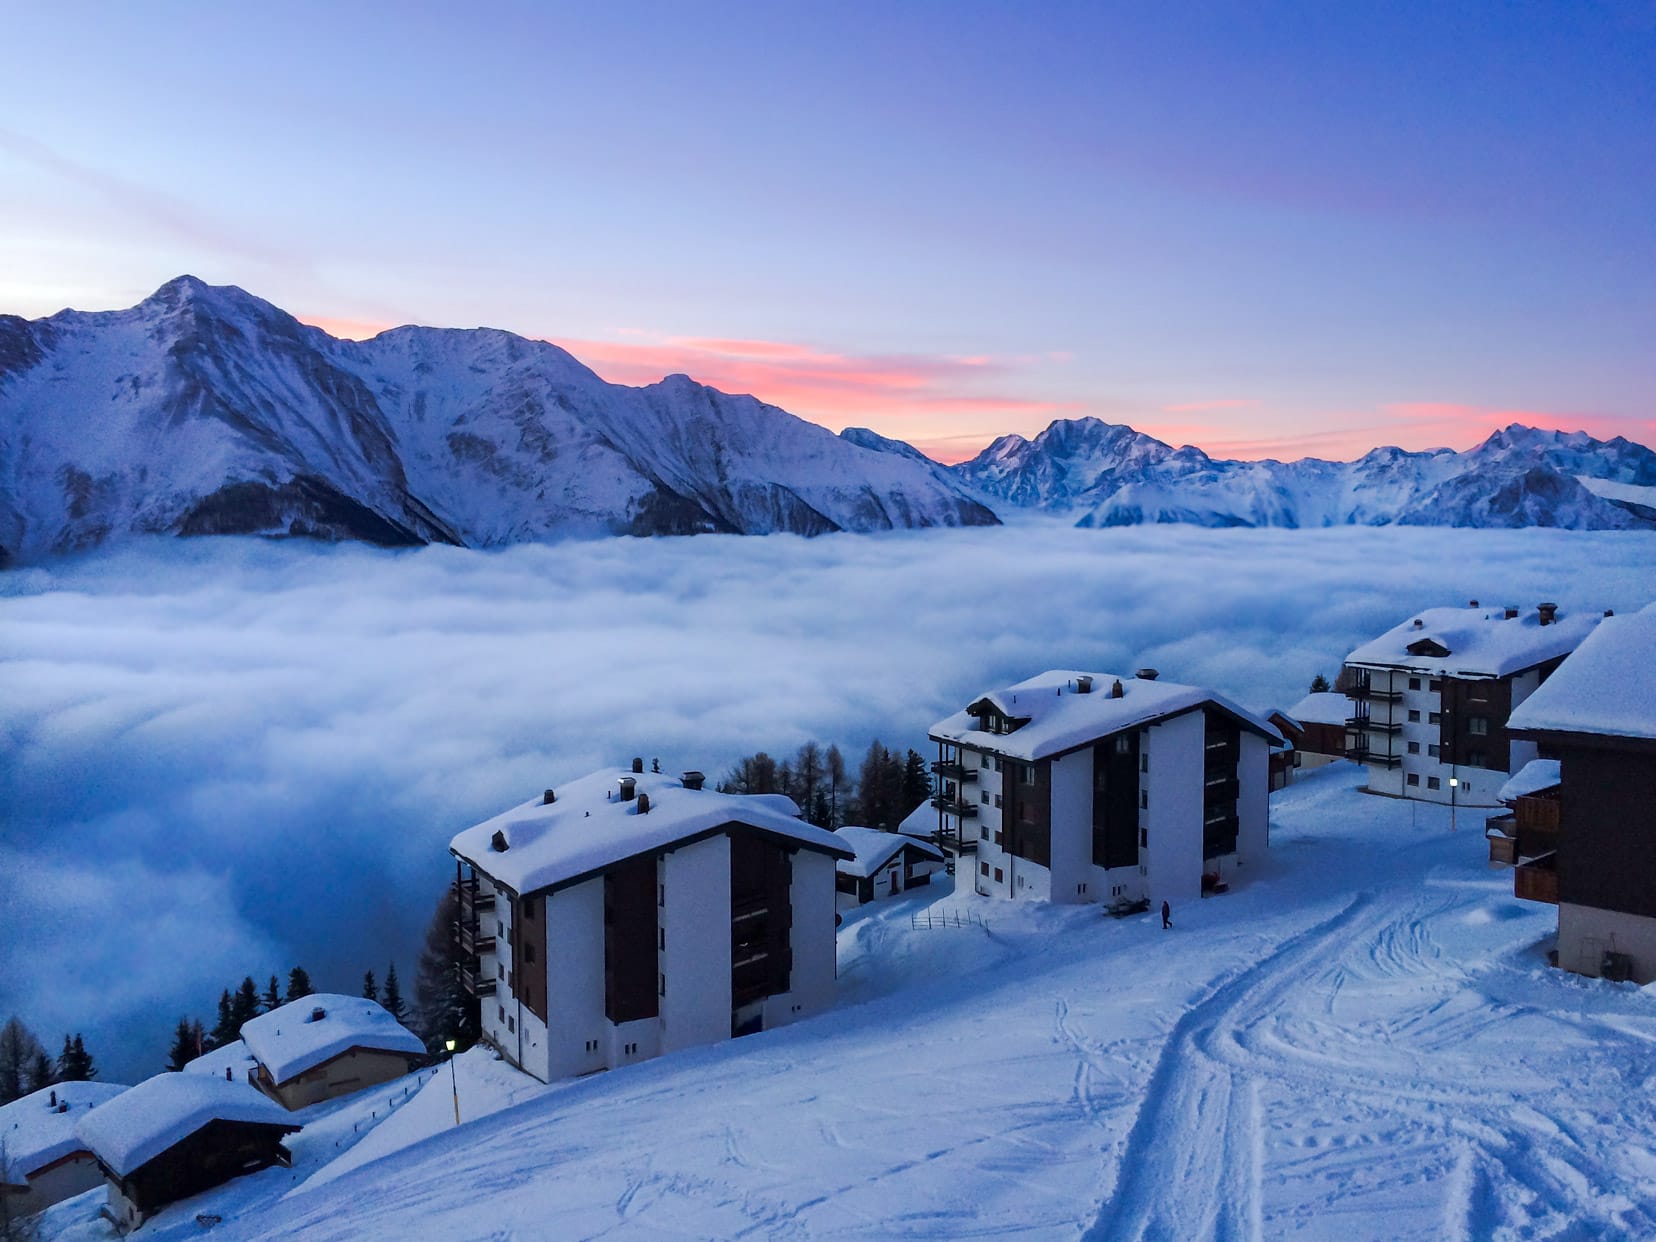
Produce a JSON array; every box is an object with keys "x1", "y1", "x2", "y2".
[
  {"x1": 926, "y1": 669, "x2": 1279, "y2": 907},
  {"x1": 450, "y1": 760, "x2": 854, "y2": 1084},
  {"x1": 183, "y1": 1039, "x2": 257, "y2": 1083},
  {"x1": 238, "y1": 995, "x2": 426, "y2": 1109},
  {"x1": 1508, "y1": 603, "x2": 1656, "y2": 983},
  {"x1": 74, "y1": 1074, "x2": 298, "y2": 1231},
  {"x1": 1341, "y1": 601, "x2": 1604, "y2": 807},
  {"x1": 0, "y1": 1081, "x2": 127, "y2": 1219},
  {"x1": 1483, "y1": 759, "x2": 1561, "y2": 867},
  {"x1": 833, "y1": 826, "x2": 945, "y2": 906}
]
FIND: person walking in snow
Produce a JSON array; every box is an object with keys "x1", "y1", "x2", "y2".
[{"x1": 1161, "y1": 900, "x2": 1171, "y2": 929}]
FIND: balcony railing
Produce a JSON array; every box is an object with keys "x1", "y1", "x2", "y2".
[
  {"x1": 930, "y1": 761, "x2": 977, "y2": 782},
  {"x1": 459, "y1": 966, "x2": 496, "y2": 997},
  {"x1": 931, "y1": 795, "x2": 979, "y2": 819},
  {"x1": 1344, "y1": 745, "x2": 1403, "y2": 768},
  {"x1": 456, "y1": 877, "x2": 495, "y2": 916},
  {"x1": 457, "y1": 924, "x2": 496, "y2": 956},
  {"x1": 1347, "y1": 684, "x2": 1403, "y2": 703},
  {"x1": 1345, "y1": 715, "x2": 1403, "y2": 734},
  {"x1": 1514, "y1": 851, "x2": 1559, "y2": 905}
]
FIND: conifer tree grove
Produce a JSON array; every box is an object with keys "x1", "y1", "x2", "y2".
[
  {"x1": 166, "y1": 1019, "x2": 197, "y2": 1071},
  {"x1": 55, "y1": 1034, "x2": 95, "y2": 1082},
  {"x1": 231, "y1": 976, "x2": 261, "y2": 1035},
  {"x1": 413, "y1": 887, "x2": 479, "y2": 1053},
  {"x1": 0, "y1": 1018, "x2": 47, "y2": 1104}
]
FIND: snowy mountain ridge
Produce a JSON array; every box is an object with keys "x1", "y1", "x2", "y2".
[
  {"x1": 0, "y1": 277, "x2": 996, "y2": 565},
  {"x1": 3, "y1": 277, "x2": 1653, "y2": 565},
  {"x1": 943, "y1": 415, "x2": 1656, "y2": 530}
]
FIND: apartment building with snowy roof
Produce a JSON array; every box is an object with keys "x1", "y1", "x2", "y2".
[
  {"x1": 1341, "y1": 601, "x2": 1605, "y2": 807},
  {"x1": 926, "y1": 669, "x2": 1280, "y2": 907},
  {"x1": 450, "y1": 761, "x2": 853, "y2": 1084},
  {"x1": 0, "y1": 1080, "x2": 127, "y2": 1219},
  {"x1": 1508, "y1": 603, "x2": 1656, "y2": 983}
]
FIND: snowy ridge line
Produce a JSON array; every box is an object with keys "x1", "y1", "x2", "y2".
[{"x1": 1086, "y1": 893, "x2": 1373, "y2": 1242}]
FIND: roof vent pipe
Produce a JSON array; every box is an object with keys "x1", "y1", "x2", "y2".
[
  {"x1": 1605, "y1": 608, "x2": 1615, "y2": 617},
  {"x1": 542, "y1": 788, "x2": 556, "y2": 805},
  {"x1": 1538, "y1": 602, "x2": 1558, "y2": 626},
  {"x1": 310, "y1": 1007, "x2": 326, "y2": 1022},
  {"x1": 1135, "y1": 668, "x2": 1159, "y2": 681},
  {"x1": 631, "y1": 757, "x2": 644, "y2": 774},
  {"x1": 1413, "y1": 619, "x2": 1424, "y2": 629},
  {"x1": 1504, "y1": 607, "x2": 1519, "y2": 619},
  {"x1": 682, "y1": 771, "x2": 706, "y2": 791},
  {"x1": 1076, "y1": 675, "x2": 1093, "y2": 694},
  {"x1": 1109, "y1": 679, "x2": 1125, "y2": 699},
  {"x1": 636, "y1": 793, "x2": 651, "y2": 814},
  {"x1": 1469, "y1": 599, "x2": 1479, "y2": 607},
  {"x1": 618, "y1": 776, "x2": 637, "y2": 801},
  {"x1": 491, "y1": 829, "x2": 509, "y2": 852}
]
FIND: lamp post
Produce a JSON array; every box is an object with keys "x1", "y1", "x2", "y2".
[
  {"x1": 446, "y1": 1038, "x2": 460, "y2": 1126},
  {"x1": 1449, "y1": 775, "x2": 1459, "y2": 833}
]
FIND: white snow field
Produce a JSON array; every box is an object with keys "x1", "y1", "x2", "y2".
[{"x1": 39, "y1": 763, "x2": 1656, "y2": 1241}]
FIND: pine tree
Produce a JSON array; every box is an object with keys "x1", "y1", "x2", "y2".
[
  {"x1": 263, "y1": 975, "x2": 282, "y2": 1013},
  {"x1": 795, "y1": 742, "x2": 823, "y2": 821},
  {"x1": 26, "y1": 1049, "x2": 54, "y2": 1094},
  {"x1": 826, "y1": 744, "x2": 846, "y2": 828},
  {"x1": 413, "y1": 886, "x2": 479, "y2": 1053},
  {"x1": 211, "y1": 988, "x2": 236, "y2": 1047},
  {"x1": 381, "y1": 963, "x2": 408, "y2": 1023},
  {"x1": 190, "y1": 1019, "x2": 207, "y2": 1060},
  {"x1": 231, "y1": 976, "x2": 261, "y2": 1035},
  {"x1": 55, "y1": 1034, "x2": 94, "y2": 1082},
  {"x1": 1310, "y1": 673, "x2": 1331, "y2": 693},
  {"x1": 854, "y1": 741, "x2": 905, "y2": 829},
  {"x1": 286, "y1": 967, "x2": 313, "y2": 1003},
  {"x1": 166, "y1": 1019, "x2": 197, "y2": 1071},
  {"x1": 900, "y1": 748, "x2": 932, "y2": 818},
  {"x1": 362, "y1": 970, "x2": 378, "y2": 1002},
  {"x1": 0, "y1": 1018, "x2": 46, "y2": 1104}
]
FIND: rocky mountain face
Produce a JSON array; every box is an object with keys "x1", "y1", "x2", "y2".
[
  {"x1": 0, "y1": 278, "x2": 997, "y2": 565},
  {"x1": 945, "y1": 417, "x2": 1656, "y2": 530}
]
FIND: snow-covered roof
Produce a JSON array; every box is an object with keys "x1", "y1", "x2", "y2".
[
  {"x1": 240, "y1": 995, "x2": 425, "y2": 1087},
  {"x1": 75, "y1": 1073, "x2": 296, "y2": 1178},
  {"x1": 1345, "y1": 604, "x2": 1602, "y2": 678},
  {"x1": 896, "y1": 800, "x2": 936, "y2": 840},
  {"x1": 184, "y1": 1038, "x2": 257, "y2": 1081},
  {"x1": 452, "y1": 767, "x2": 853, "y2": 896},
  {"x1": 834, "y1": 826, "x2": 945, "y2": 879},
  {"x1": 1507, "y1": 604, "x2": 1656, "y2": 742},
  {"x1": 1287, "y1": 692, "x2": 1351, "y2": 727},
  {"x1": 0, "y1": 1081, "x2": 128, "y2": 1181},
  {"x1": 1497, "y1": 760, "x2": 1562, "y2": 804},
  {"x1": 929, "y1": 669, "x2": 1281, "y2": 762}
]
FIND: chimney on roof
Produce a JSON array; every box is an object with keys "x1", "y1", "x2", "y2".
[
  {"x1": 1538, "y1": 602, "x2": 1558, "y2": 626},
  {"x1": 48, "y1": 1090, "x2": 56, "y2": 1107},
  {"x1": 682, "y1": 771, "x2": 706, "y2": 791},
  {"x1": 636, "y1": 793, "x2": 651, "y2": 814},
  {"x1": 309, "y1": 1007, "x2": 326, "y2": 1023},
  {"x1": 618, "y1": 776, "x2": 637, "y2": 801},
  {"x1": 542, "y1": 788, "x2": 556, "y2": 805},
  {"x1": 491, "y1": 829, "x2": 509, "y2": 852},
  {"x1": 1605, "y1": 608, "x2": 1615, "y2": 617},
  {"x1": 1413, "y1": 619, "x2": 1424, "y2": 629},
  {"x1": 1075, "y1": 675, "x2": 1093, "y2": 694},
  {"x1": 1135, "y1": 668, "x2": 1158, "y2": 681},
  {"x1": 225, "y1": 1067, "x2": 232, "y2": 1082},
  {"x1": 1504, "y1": 607, "x2": 1519, "y2": 620},
  {"x1": 631, "y1": 757, "x2": 644, "y2": 774},
  {"x1": 1469, "y1": 599, "x2": 1479, "y2": 608},
  {"x1": 1109, "y1": 679, "x2": 1125, "y2": 699}
]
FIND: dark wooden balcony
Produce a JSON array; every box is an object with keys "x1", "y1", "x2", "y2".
[
  {"x1": 1344, "y1": 744, "x2": 1402, "y2": 768},
  {"x1": 1345, "y1": 715, "x2": 1403, "y2": 734},
  {"x1": 457, "y1": 923, "x2": 496, "y2": 956},
  {"x1": 1347, "y1": 683, "x2": 1403, "y2": 703},
  {"x1": 460, "y1": 965, "x2": 496, "y2": 997},
  {"x1": 1514, "y1": 852, "x2": 1558, "y2": 905},
  {"x1": 930, "y1": 761, "x2": 977, "y2": 782},
  {"x1": 455, "y1": 876, "x2": 495, "y2": 915},
  {"x1": 931, "y1": 794, "x2": 979, "y2": 819}
]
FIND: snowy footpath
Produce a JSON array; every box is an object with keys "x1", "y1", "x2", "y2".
[{"x1": 40, "y1": 764, "x2": 1656, "y2": 1240}]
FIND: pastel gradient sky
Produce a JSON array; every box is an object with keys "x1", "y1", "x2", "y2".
[{"x1": 3, "y1": 2, "x2": 1653, "y2": 462}]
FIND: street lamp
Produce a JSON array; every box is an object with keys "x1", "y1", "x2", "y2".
[
  {"x1": 1448, "y1": 776, "x2": 1459, "y2": 833},
  {"x1": 446, "y1": 1038, "x2": 460, "y2": 1126}
]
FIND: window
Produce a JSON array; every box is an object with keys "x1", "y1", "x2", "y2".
[
  {"x1": 994, "y1": 831, "x2": 1004, "y2": 846},
  {"x1": 1407, "y1": 741, "x2": 1420, "y2": 754},
  {"x1": 1429, "y1": 679, "x2": 1442, "y2": 693},
  {"x1": 1427, "y1": 777, "x2": 1441, "y2": 790},
  {"x1": 658, "y1": 973, "x2": 666, "y2": 997},
  {"x1": 498, "y1": 1004, "x2": 506, "y2": 1022},
  {"x1": 1428, "y1": 744, "x2": 1440, "y2": 758},
  {"x1": 497, "y1": 920, "x2": 504, "y2": 937},
  {"x1": 1467, "y1": 750, "x2": 1486, "y2": 769},
  {"x1": 1114, "y1": 735, "x2": 1132, "y2": 754},
  {"x1": 980, "y1": 790, "x2": 989, "y2": 804},
  {"x1": 979, "y1": 861, "x2": 989, "y2": 877},
  {"x1": 1429, "y1": 712, "x2": 1442, "y2": 725},
  {"x1": 1140, "y1": 791, "x2": 1149, "y2": 809},
  {"x1": 1406, "y1": 774, "x2": 1420, "y2": 787},
  {"x1": 507, "y1": 1015, "x2": 515, "y2": 1032},
  {"x1": 1140, "y1": 828, "x2": 1148, "y2": 848},
  {"x1": 507, "y1": 970, "x2": 514, "y2": 988},
  {"x1": 585, "y1": 1039, "x2": 598, "y2": 1053},
  {"x1": 1140, "y1": 753, "x2": 1149, "y2": 773},
  {"x1": 1020, "y1": 764, "x2": 1036, "y2": 784},
  {"x1": 985, "y1": 755, "x2": 997, "y2": 771},
  {"x1": 497, "y1": 962, "x2": 505, "y2": 980},
  {"x1": 980, "y1": 825, "x2": 989, "y2": 841},
  {"x1": 1409, "y1": 677, "x2": 1421, "y2": 690},
  {"x1": 994, "y1": 794, "x2": 1003, "y2": 808},
  {"x1": 658, "y1": 884, "x2": 665, "y2": 907},
  {"x1": 994, "y1": 867, "x2": 1004, "y2": 882},
  {"x1": 1468, "y1": 716, "x2": 1489, "y2": 736},
  {"x1": 658, "y1": 928, "x2": 665, "y2": 951},
  {"x1": 1408, "y1": 710, "x2": 1421, "y2": 723}
]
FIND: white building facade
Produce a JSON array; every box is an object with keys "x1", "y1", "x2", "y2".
[
  {"x1": 1342, "y1": 602, "x2": 1604, "y2": 807},
  {"x1": 926, "y1": 670, "x2": 1279, "y2": 908},
  {"x1": 451, "y1": 764, "x2": 851, "y2": 1085}
]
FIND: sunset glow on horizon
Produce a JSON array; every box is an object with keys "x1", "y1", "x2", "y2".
[{"x1": 4, "y1": 2, "x2": 1652, "y2": 464}]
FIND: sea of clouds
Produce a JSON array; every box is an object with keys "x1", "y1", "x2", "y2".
[{"x1": 2, "y1": 522, "x2": 1651, "y2": 1080}]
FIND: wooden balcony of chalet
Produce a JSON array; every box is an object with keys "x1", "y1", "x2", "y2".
[
  {"x1": 930, "y1": 761, "x2": 977, "y2": 782},
  {"x1": 456, "y1": 875, "x2": 495, "y2": 916},
  {"x1": 1344, "y1": 714, "x2": 1403, "y2": 734},
  {"x1": 931, "y1": 793, "x2": 979, "y2": 819},
  {"x1": 1343, "y1": 742, "x2": 1403, "y2": 768},
  {"x1": 459, "y1": 964, "x2": 496, "y2": 997},
  {"x1": 1347, "y1": 683, "x2": 1403, "y2": 703},
  {"x1": 457, "y1": 922, "x2": 496, "y2": 957},
  {"x1": 1514, "y1": 851, "x2": 1558, "y2": 905}
]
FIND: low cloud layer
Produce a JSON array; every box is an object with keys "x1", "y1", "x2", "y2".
[{"x1": 2, "y1": 524, "x2": 1650, "y2": 1080}]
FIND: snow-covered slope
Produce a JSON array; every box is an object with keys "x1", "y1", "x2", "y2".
[
  {"x1": 942, "y1": 415, "x2": 1656, "y2": 530},
  {"x1": 0, "y1": 278, "x2": 997, "y2": 564}
]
